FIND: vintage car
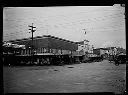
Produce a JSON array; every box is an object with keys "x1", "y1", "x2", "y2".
[{"x1": 114, "y1": 54, "x2": 127, "y2": 64}]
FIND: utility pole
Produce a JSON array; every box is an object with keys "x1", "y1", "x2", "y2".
[
  {"x1": 82, "y1": 29, "x2": 86, "y2": 35},
  {"x1": 120, "y1": 4, "x2": 126, "y2": 52},
  {"x1": 82, "y1": 29, "x2": 86, "y2": 40},
  {"x1": 28, "y1": 23, "x2": 36, "y2": 64}
]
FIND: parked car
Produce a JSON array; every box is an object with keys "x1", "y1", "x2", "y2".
[{"x1": 114, "y1": 54, "x2": 127, "y2": 64}]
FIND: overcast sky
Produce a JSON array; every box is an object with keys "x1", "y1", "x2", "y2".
[{"x1": 3, "y1": 5, "x2": 126, "y2": 49}]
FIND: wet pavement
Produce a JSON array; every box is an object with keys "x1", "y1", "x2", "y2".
[{"x1": 3, "y1": 60, "x2": 126, "y2": 94}]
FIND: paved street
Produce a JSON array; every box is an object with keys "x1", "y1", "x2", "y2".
[{"x1": 3, "y1": 60, "x2": 126, "y2": 94}]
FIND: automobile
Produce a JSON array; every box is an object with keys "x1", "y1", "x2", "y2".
[
  {"x1": 114, "y1": 54, "x2": 127, "y2": 64},
  {"x1": 108, "y1": 55, "x2": 115, "y2": 63}
]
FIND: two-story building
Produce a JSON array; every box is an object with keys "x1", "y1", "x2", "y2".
[
  {"x1": 75, "y1": 39, "x2": 94, "y2": 62},
  {"x1": 93, "y1": 48, "x2": 109, "y2": 59}
]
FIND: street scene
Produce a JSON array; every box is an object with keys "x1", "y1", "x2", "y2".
[
  {"x1": 3, "y1": 5, "x2": 126, "y2": 94},
  {"x1": 3, "y1": 60, "x2": 126, "y2": 93}
]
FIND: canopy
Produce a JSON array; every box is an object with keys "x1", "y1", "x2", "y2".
[{"x1": 3, "y1": 42, "x2": 26, "y2": 49}]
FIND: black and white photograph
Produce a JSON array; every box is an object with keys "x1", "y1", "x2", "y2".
[{"x1": 3, "y1": 5, "x2": 126, "y2": 94}]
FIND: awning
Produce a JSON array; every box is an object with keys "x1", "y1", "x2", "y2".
[
  {"x1": 73, "y1": 55, "x2": 83, "y2": 56},
  {"x1": 36, "y1": 53, "x2": 54, "y2": 55}
]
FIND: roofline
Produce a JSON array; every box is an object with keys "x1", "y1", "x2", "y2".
[
  {"x1": 75, "y1": 40, "x2": 89, "y2": 44},
  {"x1": 8, "y1": 35, "x2": 77, "y2": 44},
  {"x1": 84, "y1": 39, "x2": 89, "y2": 42},
  {"x1": 94, "y1": 48, "x2": 108, "y2": 50},
  {"x1": 94, "y1": 47, "x2": 118, "y2": 50}
]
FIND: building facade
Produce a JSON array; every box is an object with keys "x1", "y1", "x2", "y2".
[
  {"x1": 93, "y1": 48, "x2": 109, "y2": 58},
  {"x1": 8, "y1": 35, "x2": 78, "y2": 56},
  {"x1": 93, "y1": 47, "x2": 126, "y2": 59},
  {"x1": 76, "y1": 39, "x2": 90, "y2": 55}
]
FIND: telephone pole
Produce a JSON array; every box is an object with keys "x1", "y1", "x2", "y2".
[{"x1": 28, "y1": 23, "x2": 36, "y2": 64}]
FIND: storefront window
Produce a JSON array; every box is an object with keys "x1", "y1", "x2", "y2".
[
  {"x1": 44, "y1": 48, "x2": 46, "y2": 53},
  {"x1": 49, "y1": 49, "x2": 52, "y2": 53},
  {"x1": 27, "y1": 49, "x2": 29, "y2": 54},
  {"x1": 40, "y1": 48, "x2": 41, "y2": 53},
  {"x1": 41, "y1": 48, "x2": 43, "y2": 53},
  {"x1": 37, "y1": 48, "x2": 40, "y2": 53},
  {"x1": 51, "y1": 49, "x2": 53, "y2": 53},
  {"x1": 24, "y1": 49, "x2": 26, "y2": 55},
  {"x1": 58, "y1": 50, "x2": 61, "y2": 54}
]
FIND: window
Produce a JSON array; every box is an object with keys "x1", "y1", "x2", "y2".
[
  {"x1": 21, "y1": 50, "x2": 23, "y2": 55},
  {"x1": 27, "y1": 49, "x2": 29, "y2": 54},
  {"x1": 52, "y1": 49, "x2": 56, "y2": 54},
  {"x1": 58, "y1": 49, "x2": 61, "y2": 54},
  {"x1": 44, "y1": 48, "x2": 46, "y2": 53},
  {"x1": 51, "y1": 49, "x2": 53, "y2": 53},
  {"x1": 22, "y1": 49, "x2": 24, "y2": 55},
  {"x1": 24, "y1": 49, "x2": 26, "y2": 55},
  {"x1": 42, "y1": 48, "x2": 44, "y2": 53},
  {"x1": 50, "y1": 49, "x2": 52, "y2": 53},
  {"x1": 36, "y1": 48, "x2": 38, "y2": 53},
  {"x1": 41, "y1": 48, "x2": 43, "y2": 53},
  {"x1": 29, "y1": 49, "x2": 31, "y2": 55},
  {"x1": 40, "y1": 48, "x2": 42, "y2": 53}
]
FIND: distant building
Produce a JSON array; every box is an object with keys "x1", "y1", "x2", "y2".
[
  {"x1": 116, "y1": 47, "x2": 126, "y2": 54},
  {"x1": 93, "y1": 48, "x2": 109, "y2": 58},
  {"x1": 93, "y1": 48, "x2": 100, "y2": 56},
  {"x1": 3, "y1": 42, "x2": 25, "y2": 55},
  {"x1": 107, "y1": 47, "x2": 117, "y2": 55},
  {"x1": 75, "y1": 39, "x2": 90, "y2": 55},
  {"x1": 93, "y1": 46, "x2": 126, "y2": 59},
  {"x1": 106, "y1": 47, "x2": 126, "y2": 55},
  {"x1": 75, "y1": 39, "x2": 95, "y2": 61}
]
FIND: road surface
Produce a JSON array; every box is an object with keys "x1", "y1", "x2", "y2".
[{"x1": 3, "y1": 60, "x2": 126, "y2": 94}]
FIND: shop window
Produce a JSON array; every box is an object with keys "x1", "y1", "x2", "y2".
[
  {"x1": 40, "y1": 48, "x2": 41, "y2": 53},
  {"x1": 44, "y1": 48, "x2": 46, "y2": 53},
  {"x1": 51, "y1": 49, "x2": 53, "y2": 53},
  {"x1": 41, "y1": 48, "x2": 43, "y2": 53},
  {"x1": 40, "y1": 48, "x2": 42, "y2": 53},
  {"x1": 49, "y1": 49, "x2": 52, "y2": 53},
  {"x1": 24, "y1": 49, "x2": 26, "y2": 55},
  {"x1": 26, "y1": 49, "x2": 28, "y2": 54}
]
